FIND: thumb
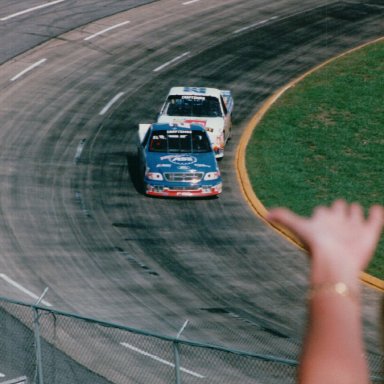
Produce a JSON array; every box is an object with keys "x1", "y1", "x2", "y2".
[{"x1": 267, "y1": 208, "x2": 309, "y2": 241}]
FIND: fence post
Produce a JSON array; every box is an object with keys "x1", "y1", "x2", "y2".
[
  {"x1": 173, "y1": 320, "x2": 189, "y2": 384},
  {"x1": 33, "y1": 287, "x2": 49, "y2": 384},
  {"x1": 33, "y1": 306, "x2": 44, "y2": 384},
  {"x1": 173, "y1": 340, "x2": 181, "y2": 384}
]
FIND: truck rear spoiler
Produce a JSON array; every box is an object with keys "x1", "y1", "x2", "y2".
[
  {"x1": 220, "y1": 90, "x2": 234, "y2": 114},
  {"x1": 138, "y1": 124, "x2": 151, "y2": 143}
]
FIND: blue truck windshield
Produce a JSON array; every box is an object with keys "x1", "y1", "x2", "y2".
[{"x1": 149, "y1": 130, "x2": 211, "y2": 153}]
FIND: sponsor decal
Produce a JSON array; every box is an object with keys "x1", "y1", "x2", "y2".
[
  {"x1": 171, "y1": 119, "x2": 207, "y2": 128},
  {"x1": 181, "y1": 95, "x2": 205, "y2": 101},
  {"x1": 184, "y1": 119, "x2": 207, "y2": 128},
  {"x1": 156, "y1": 164, "x2": 172, "y2": 168},
  {"x1": 160, "y1": 155, "x2": 197, "y2": 165},
  {"x1": 183, "y1": 87, "x2": 207, "y2": 94},
  {"x1": 168, "y1": 129, "x2": 192, "y2": 133}
]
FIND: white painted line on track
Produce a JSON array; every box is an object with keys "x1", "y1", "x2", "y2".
[
  {"x1": 0, "y1": 0, "x2": 65, "y2": 21},
  {"x1": 153, "y1": 52, "x2": 190, "y2": 72},
  {"x1": 0, "y1": 376, "x2": 28, "y2": 384},
  {"x1": 120, "y1": 342, "x2": 205, "y2": 378},
  {"x1": 74, "y1": 139, "x2": 86, "y2": 163},
  {"x1": 10, "y1": 58, "x2": 47, "y2": 82},
  {"x1": 84, "y1": 20, "x2": 131, "y2": 41},
  {"x1": 233, "y1": 16, "x2": 278, "y2": 34},
  {"x1": 99, "y1": 92, "x2": 125, "y2": 116},
  {"x1": 182, "y1": 0, "x2": 201, "y2": 5},
  {"x1": 239, "y1": 3, "x2": 333, "y2": 36},
  {"x1": 0, "y1": 274, "x2": 52, "y2": 307},
  {"x1": 233, "y1": 4, "x2": 327, "y2": 36}
]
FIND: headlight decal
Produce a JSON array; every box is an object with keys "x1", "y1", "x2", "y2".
[
  {"x1": 146, "y1": 171, "x2": 164, "y2": 180},
  {"x1": 204, "y1": 171, "x2": 220, "y2": 181}
]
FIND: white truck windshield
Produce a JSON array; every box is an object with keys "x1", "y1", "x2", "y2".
[{"x1": 163, "y1": 95, "x2": 222, "y2": 117}]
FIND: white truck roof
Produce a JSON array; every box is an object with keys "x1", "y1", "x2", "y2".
[{"x1": 167, "y1": 86, "x2": 223, "y2": 99}]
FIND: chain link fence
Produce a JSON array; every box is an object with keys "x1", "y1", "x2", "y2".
[{"x1": 0, "y1": 295, "x2": 383, "y2": 383}]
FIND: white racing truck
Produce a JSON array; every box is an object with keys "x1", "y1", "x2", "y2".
[{"x1": 157, "y1": 87, "x2": 234, "y2": 158}]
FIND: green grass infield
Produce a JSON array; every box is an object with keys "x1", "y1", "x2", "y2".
[{"x1": 246, "y1": 40, "x2": 384, "y2": 279}]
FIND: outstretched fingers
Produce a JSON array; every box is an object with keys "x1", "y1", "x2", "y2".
[
  {"x1": 268, "y1": 202, "x2": 384, "y2": 267},
  {"x1": 367, "y1": 205, "x2": 384, "y2": 238}
]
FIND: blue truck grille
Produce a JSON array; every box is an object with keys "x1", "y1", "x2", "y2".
[{"x1": 164, "y1": 172, "x2": 204, "y2": 182}]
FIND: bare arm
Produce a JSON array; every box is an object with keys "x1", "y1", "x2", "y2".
[{"x1": 268, "y1": 200, "x2": 384, "y2": 384}]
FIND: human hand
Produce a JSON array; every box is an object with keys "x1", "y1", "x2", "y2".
[{"x1": 267, "y1": 200, "x2": 384, "y2": 280}]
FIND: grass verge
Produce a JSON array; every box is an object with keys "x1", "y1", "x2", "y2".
[{"x1": 246, "y1": 40, "x2": 384, "y2": 279}]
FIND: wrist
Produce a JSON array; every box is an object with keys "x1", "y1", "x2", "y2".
[
  {"x1": 309, "y1": 252, "x2": 361, "y2": 288},
  {"x1": 308, "y1": 281, "x2": 360, "y2": 305}
]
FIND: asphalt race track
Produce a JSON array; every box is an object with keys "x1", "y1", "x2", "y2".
[{"x1": 0, "y1": 0, "x2": 383, "y2": 382}]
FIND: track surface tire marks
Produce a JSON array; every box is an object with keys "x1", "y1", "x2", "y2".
[{"x1": 0, "y1": 0, "x2": 383, "y2": 381}]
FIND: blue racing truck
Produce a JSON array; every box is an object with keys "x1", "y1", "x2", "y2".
[{"x1": 137, "y1": 123, "x2": 222, "y2": 197}]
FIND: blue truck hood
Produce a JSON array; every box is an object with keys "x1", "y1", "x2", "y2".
[{"x1": 146, "y1": 152, "x2": 217, "y2": 173}]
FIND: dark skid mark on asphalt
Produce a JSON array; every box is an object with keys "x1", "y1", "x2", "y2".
[
  {"x1": 332, "y1": 1, "x2": 384, "y2": 21},
  {"x1": 115, "y1": 246, "x2": 159, "y2": 276},
  {"x1": 201, "y1": 307, "x2": 294, "y2": 339},
  {"x1": 75, "y1": 191, "x2": 92, "y2": 217}
]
